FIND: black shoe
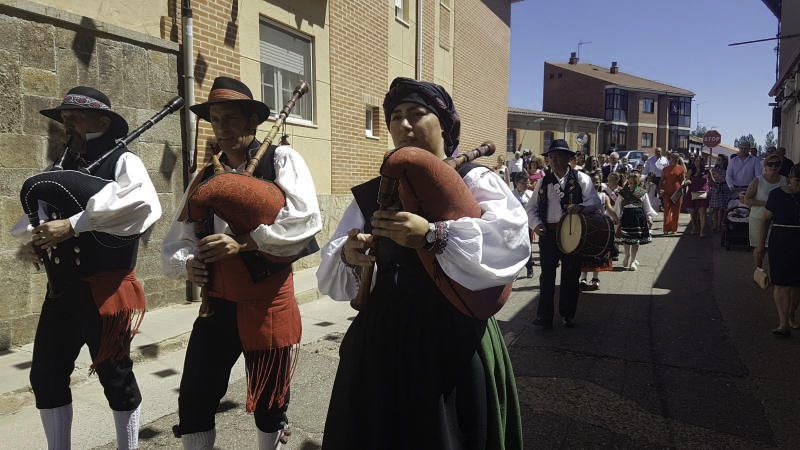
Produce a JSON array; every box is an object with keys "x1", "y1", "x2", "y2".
[
  {"x1": 772, "y1": 327, "x2": 791, "y2": 338},
  {"x1": 532, "y1": 318, "x2": 553, "y2": 329},
  {"x1": 562, "y1": 317, "x2": 575, "y2": 328},
  {"x1": 526, "y1": 270, "x2": 533, "y2": 278}
]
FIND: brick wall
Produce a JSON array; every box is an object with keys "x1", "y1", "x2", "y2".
[
  {"x1": 328, "y1": 0, "x2": 389, "y2": 194},
  {"x1": 453, "y1": 0, "x2": 511, "y2": 165},
  {"x1": 0, "y1": 6, "x2": 183, "y2": 350},
  {"x1": 542, "y1": 62, "x2": 606, "y2": 119},
  {"x1": 422, "y1": 0, "x2": 436, "y2": 82},
  {"x1": 190, "y1": 0, "x2": 241, "y2": 168}
]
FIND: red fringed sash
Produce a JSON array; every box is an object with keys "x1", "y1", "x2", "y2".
[
  {"x1": 81, "y1": 270, "x2": 146, "y2": 372},
  {"x1": 208, "y1": 261, "x2": 302, "y2": 412}
]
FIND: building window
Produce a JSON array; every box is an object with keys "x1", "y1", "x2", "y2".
[
  {"x1": 669, "y1": 129, "x2": 690, "y2": 153},
  {"x1": 604, "y1": 88, "x2": 628, "y2": 122},
  {"x1": 642, "y1": 98, "x2": 655, "y2": 114},
  {"x1": 603, "y1": 124, "x2": 627, "y2": 151},
  {"x1": 543, "y1": 131, "x2": 554, "y2": 150},
  {"x1": 395, "y1": 0, "x2": 408, "y2": 21},
  {"x1": 259, "y1": 20, "x2": 314, "y2": 122},
  {"x1": 641, "y1": 132, "x2": 653, "y2": 148},
  {"x1": 549, "y1": 74, "x2": 554, "y2": 80},
  {"x1": 507, "y1": 129, "x2": 516, "y2": 153},
  {"x1": 668, "y1": 97, "x2": 691, "y2": 128},
  {"x1": 365, "y1": 106, "x2": 377, "y2": 138}
]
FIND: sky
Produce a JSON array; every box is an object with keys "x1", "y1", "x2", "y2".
[{"x1": 509, "y1": 0, "x2": 780, "y2": 148}]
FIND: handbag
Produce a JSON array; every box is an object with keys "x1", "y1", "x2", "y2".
[
  {"x1": 670, "y1": 187, "x2": 684, "y2": 204},
  {"x1": 753, "y1": 267, "x2": 770, "y2": 290},
  {"x1": 691, "y1": 191, "x2": 708, "y2": 200}
]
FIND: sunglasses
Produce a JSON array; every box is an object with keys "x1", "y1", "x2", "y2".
[{"x1": 765, "y1": 161, "x2": 781, "y2": 168}]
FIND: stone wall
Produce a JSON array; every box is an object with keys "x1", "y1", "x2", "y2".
[{"x1": 0, "y1": 4, "x2": 183, "y2": 350}]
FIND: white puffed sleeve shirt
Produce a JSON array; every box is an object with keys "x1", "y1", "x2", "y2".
[
  {"x1": 161, "y1": 145, "x2": 322, "y2": 279},
  {"x1": 316, "y1": 166, "x2": 531, "y2": 302},
  {"x1": 11, "y1": 152, "x2": 162, "y2": 241}
]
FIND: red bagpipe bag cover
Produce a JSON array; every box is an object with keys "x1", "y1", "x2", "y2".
[
  {"x1": 186, "y1": 170, "x2": 300, "y2": 411},
  {"x1": 380, "y1": 147, "x2": 512, "y2": 320}
]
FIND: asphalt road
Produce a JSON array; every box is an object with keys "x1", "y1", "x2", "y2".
[{"x1": 93, "y1": 215, "x2": 800, "y2": 449}]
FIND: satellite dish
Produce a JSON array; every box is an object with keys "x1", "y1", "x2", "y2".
[{"x1": 576, "y1": 133, "x2": 589, "y2": 146}]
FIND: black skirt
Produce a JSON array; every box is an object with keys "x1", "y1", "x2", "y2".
[
  {"x1": 768, "y1": 226, "x2": 800, "y2": 286},
  {"x1": 322, "y1": 250, "x2": 489, "y2": 449},
  {"x1": 616, "y1": 207, "x2": 652, "y2": 245}
]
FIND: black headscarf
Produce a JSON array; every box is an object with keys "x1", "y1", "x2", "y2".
[{"x1": 383, "y1": 77, "x2": 461, "y2": 156}]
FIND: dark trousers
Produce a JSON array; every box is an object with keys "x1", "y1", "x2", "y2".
[
  {"x1": 30, "y1": 283, "x2": 141, "y2": 411},
  {"x1": 537, "y1": 230, "x2": 581, "y2": 322},
  {"x1": 178, "y1": 297, "x2": 288, "y2": 434}
]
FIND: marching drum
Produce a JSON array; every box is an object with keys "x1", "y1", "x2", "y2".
[{"x1": 557, "y1": 212, "x2": 614, "y2": 257}]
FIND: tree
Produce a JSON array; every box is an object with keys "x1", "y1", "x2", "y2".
[
  {"x1": 764, "y1": 130, "x2": 777, "y2": 150},
  {"x1": 691, "y1": 125, "x2": 708, "y2": 138},
  {"x1": 733, "y1": 134, "x2": 757, "y2": 149}
]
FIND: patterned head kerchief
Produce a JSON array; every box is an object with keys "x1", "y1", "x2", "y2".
[{"x1": 383, "y1": 77, "x2": 461, "y2": 156}]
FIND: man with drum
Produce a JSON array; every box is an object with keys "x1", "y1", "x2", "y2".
[
  {"x1": 162, "y1": 77, "x2": 322, "y2": 449},
  {"x1": 11, "y1": 86, "x2": 162, "y2": 450},
  {"x1": 526, "y1": 139, "x2": 601, "y2": 329}
]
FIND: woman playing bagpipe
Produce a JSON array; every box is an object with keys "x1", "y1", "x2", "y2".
[
  {"x1": 316, "y1": 78, "x2": 528, "y2": 449},
  {"x1": 161, "y1": 77, "x2": 322, "y2": 449},
  {"x1": 11, "y1": 86, "x2": 165, "y2": 450}
]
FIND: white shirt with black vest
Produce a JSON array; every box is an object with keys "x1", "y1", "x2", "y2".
[{"x1": 526, "y1": 169, "x2": 602, "y2": 230}]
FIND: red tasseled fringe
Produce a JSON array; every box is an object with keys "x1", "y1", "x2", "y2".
[
  {"x1": 90, "y1": 308, "x2": 145, "y2": 374},
  {"x1": 244, "y1": 344, "x2": 300, "y2": 413}
]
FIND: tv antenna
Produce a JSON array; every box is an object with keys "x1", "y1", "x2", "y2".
[{"x1": 577, "y1": 40, "x2": 592, "y2": 59}]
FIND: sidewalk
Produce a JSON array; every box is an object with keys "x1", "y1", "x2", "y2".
[{"x1": 0, "y1": 266, "x2": 354, "y2": 449}]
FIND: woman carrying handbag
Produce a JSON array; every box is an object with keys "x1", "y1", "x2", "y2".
[
  {"x1": 686, "y1": 155, "x2": 711, "y2": 237},
  {"x1": 754, "y1": 164, "x2": 800, "y2": 337}
]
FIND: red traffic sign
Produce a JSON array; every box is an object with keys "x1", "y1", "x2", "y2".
[{"x1": 703, "y1": 130, "x2": 722, "y2": 148}]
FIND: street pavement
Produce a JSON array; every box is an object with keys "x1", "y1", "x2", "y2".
[{"x1": 2, "y1": 214, "x2": 800, "y2": 449}]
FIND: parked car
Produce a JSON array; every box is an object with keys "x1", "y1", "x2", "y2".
[{"x1": 616, "y1": 150, "x2": 648, "y2": 168}]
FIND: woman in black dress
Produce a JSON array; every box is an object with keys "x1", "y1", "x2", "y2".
[
  {"x1": 756, "y1": 164, "x2": 800, "y2": 337},
  {"x1": 316, "y1": 78, "x2": 527, "y2": 449}
]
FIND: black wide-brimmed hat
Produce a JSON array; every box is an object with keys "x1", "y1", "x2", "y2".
[
  {"x1": 542, "y1": 139, "x2": 575, "y2": 155},
  {"x1": 40, "y1": 86, "x2": 129, "y2": 138},
  {"x1": 190, "y1": 76, "x2": 271, "y2": 123}
]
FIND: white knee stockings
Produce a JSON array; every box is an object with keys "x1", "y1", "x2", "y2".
[
  {"x1": 39, "y1": 404, "x2": 73, "y2": 450},
  {"x1": 112, "y1": 404, "x2": 141, "y2": 450},
  {"x1": 181, "y1": 429, "x2": 216, "y2": 450}
]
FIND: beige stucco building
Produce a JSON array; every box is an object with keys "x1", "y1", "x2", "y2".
[
  {"x1": 0, "y1": 0, "x2": 518, "y2": 349},
  {"x1": 507, "y1": 107, "x2": 604, "y2": 156}
]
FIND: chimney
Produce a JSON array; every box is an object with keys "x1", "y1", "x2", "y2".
[
  {"x1": 610, "y1": 61, "x2": 619, "y2": 74},
  {"x1": 568, "y1": 52, "x2": 579, "y2": 65}
]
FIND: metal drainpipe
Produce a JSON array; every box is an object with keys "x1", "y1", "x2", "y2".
[
  {"x1": 182, "y1": 0, "x2": 199, "y2": 301},
  {"x1": 416, "y1": 0, "x2": 423, "y2": 80},
  {"x1": 595, "y1": 121, "x2": 601, "y2": 156},
  {"x1": 182, "y1": 0, "x2": 196, "y2": 171}
]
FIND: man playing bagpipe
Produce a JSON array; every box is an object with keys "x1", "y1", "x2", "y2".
[
  {"x1": 161, "y1": 77, "x2": 321, "y2": 450},
  {"x1": 316, "y1": 77, "x2": 529, "y2": 449},
  {"x1": 11, "y1": 86, "x2": 163, "y2": 450},
  {"x1": 526, "y1": 140, "x2": 601, "y2": 329}
]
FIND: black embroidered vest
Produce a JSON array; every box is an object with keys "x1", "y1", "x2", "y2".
[
  {"x1": 537, "y1": 167, "x2": 583, "y2": 224},
  {"x1": 45, "y1": 133, "x2": 140, "y2": 285}
]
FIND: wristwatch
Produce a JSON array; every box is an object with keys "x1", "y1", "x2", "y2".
[{"x1": 424, "y1": 222, "x2": 436, "y2": 248}]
